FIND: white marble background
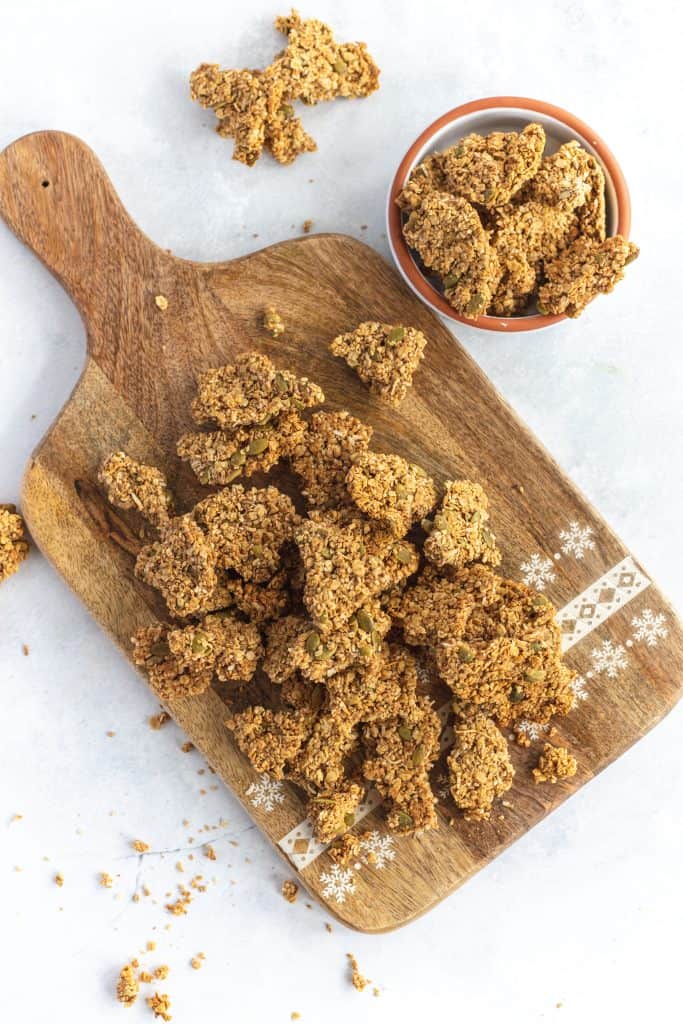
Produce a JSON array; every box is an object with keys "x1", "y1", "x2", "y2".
[{"x1": 1, "y1": 1, "x2": 681, "y2": 1021}]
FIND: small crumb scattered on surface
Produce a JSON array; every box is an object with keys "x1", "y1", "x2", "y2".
[
  {"x1": 302, "y1": 219, "x2": 313, "y2": 233},
  {"x1": 54, "y1": 872, "x2": 64, "y2": 887},
  {"x1": 132, "y1": 840, "x2": 150, "y2": 853},
  {"x1": 149, "y1": 712, "x2": 170, "y2": 731},
  {"x1": 282, "y1": 879, "x2": 299, "y2": 903},
  {"x1": 116, "y1": 963, "x2": 139, "y2": 1007},
  {"x1": 99, "y1": 872, "x2": 114, "y2": 888},
  {"x1": 347, "y1": 953, "x2": 369, "y2": 992},
  {"x1": 154, "y1": 295, "x2": 169, "y2": 311},
  {"x1": 147, "y1": 991, "x2": 172, "y2": 1021}
]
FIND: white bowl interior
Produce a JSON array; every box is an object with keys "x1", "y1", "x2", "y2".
[{"x1": 395, "y1": 106, "x2": 619, "y2": 323}]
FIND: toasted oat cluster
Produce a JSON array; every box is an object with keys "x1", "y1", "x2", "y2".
[
  {"x1": 191, "y1": 352, "x2": 323, "y2": 430},
  {"x1": 537, "y1": 235, "x2": 640, "y2": 318},
  {"x1": 532, "y1": 743, "x2": 578, "y2": 784},
  {"x1": 101, "y1": 347, "x2": 578, "y2": 842},
  {"x1": 448, "y1": 714, "x2": 514, "y2": 820},
  {"x1": 190, "y1": 10, "x2": 379, "y2": 166},
  {"x1": 423, "y1": 480, "x2": 501, "y2": 570},
  {"x1": 0, "y1": 504, "x2": 29, "y2": 584},
  {"x1": 178, "y1": 411, "x2": 305, "y2": 486},
  {"x1": 263, "y1": 306, "x2": 286, "y2": 338},
  {"x1": 397, "y1": 123, "x2": 638, "y2": 319},
  {"x1": 329, "y1": 322, "x2": 427, "y2": 407},
  {"x1": 98, "y1": 452, "x2": 174, "y2": 528},
  {"x1": 347, "y1": 452, "x2": 437, "y2": 537}
]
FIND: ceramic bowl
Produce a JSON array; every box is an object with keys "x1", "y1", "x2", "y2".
[{"x1": 386, "y1": 96, "x2": 631, "y2": 332}]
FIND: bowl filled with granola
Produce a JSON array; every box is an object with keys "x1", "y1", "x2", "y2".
[{"x1": 387, "y1": 96, "x2": 637, "y2": 331}]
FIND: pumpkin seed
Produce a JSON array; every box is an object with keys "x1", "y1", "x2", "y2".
[
  {"x1": 524, "y1": 669, "x2": 546, "y2": 683},
  {"x1": 398, "y1": 725, "x2": 413, "y2": 741},
  {"x1": 465, "y1": 292, "x2": 487, "y2": 316},
  {"x1": 279, "y1": 103, "x2": 294, "y2": 119},
  {"x1": 412, "y1": 743, "x2": 426, "y2": 766},
  {"x1": 532, "y1": 594, "x2": 550, "y2": 608},
  {"x1": 395, "y1": 544, "x2": 412, "y2": 564},
  {"x1": 530, "y1": 641, "x2": 544, "y2": 653},
  {"x1": 344, "y1": 812, "x2": 355, "y2": 827},
  {"x1": 355, "y1": 609, "x2": 374, "y2": 633},
  {"x1": 305, "y1": 631, "x2": 321, "y2": 655},
  {"x1": 248, "y1": 436, "x2": 270, "y2": 456},
  {"x1": 509, "y1": 683, "x2": 524, "y2": 703},
  {"x1": 192, "y1": 631, "x2": 210, "y2": 655},
  {"x1": 457, "y1": 645, "x2": 474, "y2": 664},
  {"x1": 333, "y1": 56, "x2": 347, "y2": 74},
  {"x1": 229, "y1": 449, "x2": 246, "y2": 467},
  {"x1": 274, "y1": 372, "x2": 288, "y2": 393},
  {"x1": 397, "y1": 811, "x2": 414, "y2": 827},
  {"x1": 442, "y1": 273, "x2": 461, "y2": 289},
  {"x1": 420, "y1": 517, "x2": 433, "y2": 534},
  {"x1": 386, "y1": 326, "x2": 405, "y2": 346}
]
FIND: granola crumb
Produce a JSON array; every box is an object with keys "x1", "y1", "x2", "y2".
[
  {"x1": 54, "y1": 872, "x2": 64, "y2": 887},
  {"x1": 373, "y1": 987, "x2": 380, "y2": 997},
  {"x1": 116, "y1": 963, "x2": 139, "y2": 1007},
  {"x1": 154, "y1": 294, "x2": 168, "y2": 311},
  {"x1": 190, "y1": 957, "x2": 202, "y2": 970},
  {"x1": 533, "y1": 743, "x2": 578, "y2": 784},
  {"x1": 154, "y1": 965, "x2": 169, "y2": 980},
  {"x1": 325, "y1": 922, "x2": 333, "y2": 933},
  {"x1": 263, "y1": 306, "x2": 286, "y2": 338},
  {"x1": 0, "y1": 505, "x2": 29, "y2": 583},
  {"x1": 22, "y1": 644, "x2": 29, "y2": 656},
  {"x1": 291, "y1": 1014, "x2": 301, "y2": 1021},
  {"x1": 347, "y1": 953, "x2": 369, "y2": 992},
  {"x1": 100, "y1": 872, "x2": 114, "y2": 888},
  {"x1": 132, "y1": 840, "x2": 150, "y2": 853},
  {"x1": 146, "y1": 941, "x2": 156, "y2": 952},
  {"x1": 146, "y1": 991, "x2": 172, "y2": 1021},
  {"x1": 139, "y1": 971, "x2": 153, "y2": 984},
  {"x1": 302, "y1": 219, "x2": 313, "y2": 233},
  {"x1": 149, "y1": 711, "x2": 170, "y2": 731},
  {"x1": 282, "y1": 879, "x2": 299, "y2": 903},
  {"x1": 204, "y1": 844, "x2": 216, "y2": 861},
  {"x1": 107, "y1": 730, "x2": 116, "y2": 737},
  {"x1": 181, "y1": 742, "x2": 194, "y2": 753}
]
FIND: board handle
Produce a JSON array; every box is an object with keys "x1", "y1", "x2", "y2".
[{"x1": 0, "y1": 131, "x2": 165, "y2": 345}]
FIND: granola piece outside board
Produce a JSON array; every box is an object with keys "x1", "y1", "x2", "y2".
[
  {"x1": 329, "y1": 321, "x2": 427, "y2": 407},
  {"x1": 403, "y1": 192, "x2": 499, "y2": 318},
  {"x1": 194, "y1": 484, "x2": 299, "y2": 583},
  {"x1": 442, "y1": 123, "x2": 546, "y2": 207},
  {"x1": 116, "y1": 963, "x2": 140, "y2": 1007},
  {"x1": 0, "y1": 505, "x2": 29, "y2": 583},
  {"x1": 537, "y1": 235, "x2": 639, "y2": 318},
  {"x1": 533, "y1": 743, "x2": 577, "y2": 784},
  {"x1": 190, "y1": 64, "x2": 282, "y2": 166},
  {"x1": 447, "y1": 713, "x2": 514, "y2": 820},
  {"x1": 395, "y1": 151, "x2": 449, "y2": 213},
  {"x1": 347, "y1": 451, "x2": 437, "y2": 538},
  {"x1": 191, "y1": 352, "x2": 323, "y2": 430},
  {"x1": 263, "y1": 306, "x2": 285, "y2": 337},
  {"x1": 177, "y1": 411, "x2": 305, "y2": 486},
  {"x1": 136, "y1": 515, "x2": 217, "y2": 617},
  {"x1": 272, "y1": 10, "x2": 380, "y2": 105},
  {"x1": 424, "y1": 480, "x2": 501, "y2": 570},
  {"x1": 290, "y1": 411, "x2": 372, "y2": 509},
  {"x1": 98, "y1": 452, "x2": 174, "y2": 528}
]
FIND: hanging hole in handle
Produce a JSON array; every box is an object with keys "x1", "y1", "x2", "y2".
[{"x1": 41, "y1": 180, "x2": 50, "y2": 188}]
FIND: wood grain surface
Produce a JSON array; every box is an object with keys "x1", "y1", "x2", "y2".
[{"x1": 1, "y1": 130, "x2": 681, "y2": 932}]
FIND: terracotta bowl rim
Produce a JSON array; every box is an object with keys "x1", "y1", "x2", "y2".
[{"x1": 386, "y1": 95, "x2": 632, "y2": 333}]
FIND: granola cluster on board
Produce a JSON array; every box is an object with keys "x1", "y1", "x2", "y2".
[
  {"x1": 190, "y1": 10, "x2": 379, "y2": 165},
  {"x1": 100, "y1": 342, "x2": 578, "y2": 842},
  {"x1": 0, "y1": 504, "x2": 29, "y2": 584},
  {"x1": 397, "y1": 123, "x2": 639, "y2": 319}
]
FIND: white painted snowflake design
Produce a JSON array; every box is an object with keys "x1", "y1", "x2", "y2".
[
  {"x1": 559, "y1": 521, "x2": 595, "y2": 559},
  {"x1": 320, "y1": 865, "x2": 357, "y2": 904},
  {"x1": 631, "y1": 609, "x2": 668, "y2": 647},
  {"x1": 359, "y1": 831, "x2": 396, "y2": 871},
  {"x1": 520, "y1": 553, "x2": 556, "y2": 590},
  {"x1": 569, "y1": 675, "x2": 589, "y2": 708},
  {"x1": 590, "y1": 640, "x2": 628, "y2": 679},
  {"x1": 246, "y1": 774, "x2": 285, "y2": 813},
  {"x1": 516, "y1": 720, "x2": 549, "y2": 742}
]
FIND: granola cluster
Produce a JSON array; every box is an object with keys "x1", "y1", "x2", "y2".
[
  {"x1": 102, "y1": 345, "x2": 577, "y2": 843},
  {"x1": 190, "y1": 10, "x2": 379, "y2": 165},
  {"x1": 0, "y1": 504, "x2": 29, "y2": 583},
  {"x1": 532, "y1": 743, "x2": 578, "y2": 784},
  {"x1": 397, "y1": 123, "x2": 639, "y2": 319},
  {"x1": 329, "y1": 322, "x2": 427, "y2": 407}
]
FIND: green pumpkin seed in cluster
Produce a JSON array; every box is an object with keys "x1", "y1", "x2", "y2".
[
  {"x1": 457, "y1": 645, "x2": 474, "y2": 664},
  {"x1": 395, "y1": 544, "x2": 412, "y2": 565},
  {"x1": 248, "y1": 436, "x2": 270, "y2": 456},
  {"x1": 397, "y1": 811, "x2": 414, "y2": 827},
  {"x1": 344, "y1": 812, "x2": 355, "y2": 827},
  {"x1": 230, "y1": 449, "x2": 246, "y2": 467},
  {"x1": 333, "y1": 56, "x2": 347, "y2": 74},
  {"x1": 386, "y1": 326, "x2": 405, "y2": 346},
  {"x1": 398, "y1": 724, "x2": 413, "y2": 741},
  {"x1": 509, "y1": 683, "x2": 525, "y2": 703},
  {"x1": 412, "y1": 743, "x2": 426, "y2": 766},
  {"x1": 274, "y1": 372, "x2": 288, "y2": 394},
  {"x1": 532, "y1": 594, "x2": 550, "y2": 608},
  {"x1": 524, "y1": 668, "x2": 546, "y2": 683},
  {"x1": 355, "y1": 609, "x2": 374, "y2": 633},
  {"x1": 192, "y1": 631, "x2": 210, "y2": 655},
  {"x1": 305, "y1": 631, "x2": 321, "y2": 655}
]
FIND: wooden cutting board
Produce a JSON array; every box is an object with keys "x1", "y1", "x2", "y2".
[{"x1": 2, "y1": 130, "x2": 681, "y2": 933}]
